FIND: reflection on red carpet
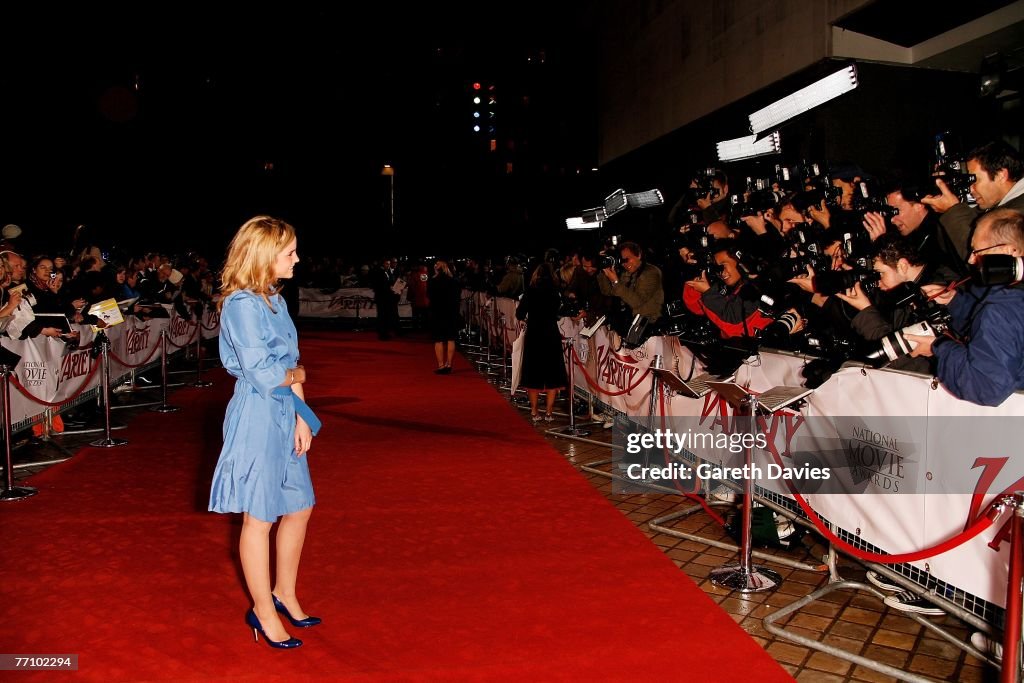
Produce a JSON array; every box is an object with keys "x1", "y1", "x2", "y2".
[{"x1": 1, "y1": 331, "x2": 792, "y2": 681}]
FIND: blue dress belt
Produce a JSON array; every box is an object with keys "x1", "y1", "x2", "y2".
[{"x1": 272, "y1": 386, "x2": 322, "y2": 436}]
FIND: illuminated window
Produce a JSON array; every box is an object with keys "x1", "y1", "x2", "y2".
[
  {"x1": 489, "y1": 139, "x2": 497, "y2": 152},
  {"x1": 506, "y1": 162, "x2": 513, "y2": 174}
]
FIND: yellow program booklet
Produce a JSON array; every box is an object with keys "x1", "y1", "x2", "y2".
[{"x1": 88, "y1": 298, "x2": 125, "y2": 330}]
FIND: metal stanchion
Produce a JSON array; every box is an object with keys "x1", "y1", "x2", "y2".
[
  {"x1": 0, "y1": 363, "x2": 37, "y2": 501},
  {"x1": 1002, "y1": 491, "x2": 1024, "y2": 683},
  {"x1": 150, "y1": 330, "x2": 181, "y2": 413},
  {"x1": 708, "y1": 388, "x2": 782, "y2": 593},
  {"x1": 188, "y1": 326, "x2": 213, "y2": 388},
  {"x1": 90, "y1": 332, "x2": 128, "y2": 448},
  {"x1": 548, "y1": 338, "x2": 590, "y2": 438},
  {"x1": 497, "y1": 314, "x2": 511, "y2": 389}
]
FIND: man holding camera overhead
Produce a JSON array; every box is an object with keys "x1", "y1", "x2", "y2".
[
  {"x1": 922, "y1": 140, "x2": 1024, "y2": 261},
  {"x1": 906, "y1": 208, "x2": 1024, "y2": 406}
]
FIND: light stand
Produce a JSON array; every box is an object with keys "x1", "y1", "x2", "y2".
[
  {"x1": 90, "y1": 332, "x2": 128, "y2": 448},
  {"x1": 0, "y1": 363, "x2": 37, "y2": 501},
  {"x1": 707, "y1": 382, "x2": 783, "y2": 593}
]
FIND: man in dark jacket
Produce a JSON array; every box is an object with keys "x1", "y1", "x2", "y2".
[{"x1": 907, "y1": 209, "x2": 1024, "y2": 406}]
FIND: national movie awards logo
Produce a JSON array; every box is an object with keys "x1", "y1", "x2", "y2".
[
  {"x1": 21, "y1": 361, "x2": 48, "y2": 388},
  {"x1": 844, "y1": 425, "x2": 906, "y2": 492}
]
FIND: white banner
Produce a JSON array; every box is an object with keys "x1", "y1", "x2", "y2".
[{"x1": 299, "y1": 287, "x2": 412, "y2": 319}]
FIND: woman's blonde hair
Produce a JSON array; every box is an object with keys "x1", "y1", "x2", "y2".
[
  {"x1": 219, "y1": 216, "x2": 296, "y2": 310},
  {"x1": 434, "y1": 259, "x2": 452, "y2": 277}
]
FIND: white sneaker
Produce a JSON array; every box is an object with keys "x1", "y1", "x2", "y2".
[
  {"x1": 970, "y1": 632, "x2": 1003, "y2": 662},
  {"x1": 882, "y1": 591, "x2": 944, "y2": 616},
  {"x1": 866, "y1": 570, "x2": 903, "y2": 593}
]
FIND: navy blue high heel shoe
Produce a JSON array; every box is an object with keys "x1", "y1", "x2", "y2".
[
  {"x1": 245, "y1": 608, "x2": 303, "y2": 649},
  {"x1": 272, "y1": 594, "x2": 322, "y2": 628}
]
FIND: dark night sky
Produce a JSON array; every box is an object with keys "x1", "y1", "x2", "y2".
[{"x1": 1, "y1": 5, "x2": 591, "y2": 262}]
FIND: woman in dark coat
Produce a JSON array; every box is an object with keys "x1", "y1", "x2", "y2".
[
  {"x1": 427, "y1": 258, "x2": 461, "y2": 373},
  {"x1": 516, "y1": 262, "x2": 568, "y2": 421}
]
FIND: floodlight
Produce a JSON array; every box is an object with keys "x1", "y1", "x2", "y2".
[
  {"x1": 565, "y1": 216, "x2": 601, "y2": 230},
  {"x1": 603, "y1": 188, "x2": 665, "y2": 218},
  {"x1": 716, "y1": 131, "x2": 782, "y2": 162},
  {"x1": 748, "y1": 65, "x2": 858, "y2": 135}
]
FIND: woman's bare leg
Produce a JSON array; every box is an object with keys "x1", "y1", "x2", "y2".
[
  {"x1": 273, "y1": 506, "x2": 313, "y2": 620},
  {"x1": 240, "y1": 513, "x2": 291, "y2": 641}
]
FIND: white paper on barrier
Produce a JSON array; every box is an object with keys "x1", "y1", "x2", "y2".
[{"x1": 510, "y1": 329, "x2": 524, "y2": 394}]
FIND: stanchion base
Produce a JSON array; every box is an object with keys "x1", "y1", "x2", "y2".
[
  {"x1": 150, "y1": 405, "x2": 182, "y2": 413},
  {"x1": 552, "y1": 426, "x2": 591, "y2": 437},
  {"x1": 89, "y1": 437, "x2": 129, "y2": 448},
  {"x1": 0, "y1": 485, "x2": 39, "y2": 501},
  {"x1": 710, "y1": 564, "x2": 784, "y2": 593},
  {"x1": 188, "y1": 380, "x2": 214, "y2": 388}
]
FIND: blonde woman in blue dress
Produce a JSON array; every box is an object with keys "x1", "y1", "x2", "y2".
[{"x1": 209, "y1": 216, "x2": 322, "y2": 649}]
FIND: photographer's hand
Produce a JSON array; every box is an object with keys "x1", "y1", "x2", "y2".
[
  {"x1": 741, "y1": 213, "x2": 768, "y2": 235},
  {"x1": 921, "y1": 178, "x2": 959, "y2": 214},
  {"x1": 787, "y1": 265, "x2": 817, "y2": 293},
  {"x1": 904, "y1": 334, "x2": 935, "y2": 357},
  {"x1": 807, "y1": 200, "x2": 831, "y2": 228},
  {"x1": 835, "y1": 282, "x2": 872, "y2": 311},
  {"x1": 602, "y1": 267, "x2": 619, "y2": 285},
  {"x1": 685, "y1": 272, "x2": 711, "y2": 294},
  {"x1": 696, "y1": 194, "x2": 713, "y2": 210},
  {"x1": 862, "y1": 212, "x2": 887, "y2": 241}
]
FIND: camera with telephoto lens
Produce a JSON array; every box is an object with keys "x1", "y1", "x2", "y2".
[
  {"x1": 864, "y1": 289, "x2": 954, "y2": 365},
  {"x1": 972, "y1": 254, "x2": 1024, "y2": 286},
  {"x1": 932, "y1": 131, "x2": 976, "y2": 202},
  {"x1": 597, "y1": 254, "x2": 619, "y2": 270}
]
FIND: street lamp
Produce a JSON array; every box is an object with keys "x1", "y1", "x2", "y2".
[{"x1": 381, "y1": 164, "x2": 395, "y2": 227}]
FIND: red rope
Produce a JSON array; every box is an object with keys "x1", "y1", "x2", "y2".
[
  {"x1": 10, "y1": 358, "x2": 101, "y2": 407},
  {"x1": 569, "y1": 346, "x2": 651, "y2": 396},
  {"x1": 765, "y1": 448, "x2": 1000, "y2": 564},
  {"x1": 108, "y1": 340, "x2": 162, "y2": 368},
  {"x1": 658, "y1": 388, "x2": 727, "y2": 525},
  {"x1": 165, "y1": 321, "x2": 199, "y2": 349}
]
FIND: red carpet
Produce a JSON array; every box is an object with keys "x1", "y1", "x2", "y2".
[{"x1": 1, "y1": 331, "x2": 792, "y2": 681}]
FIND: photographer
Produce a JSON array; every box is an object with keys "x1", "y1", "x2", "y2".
[
  {"x1": 696, "y1": 171, "x2": 731, "y2": 224},
  {"x1": 862, "y1": 179, "x2": 966, "y2": 276},
  {"x1": 922, "y1": 140, "x2": 1024, "y2": 262},
  {"x1": 836, "y1": 235, "x2": 959, "y2": 372},
  {"x1": 907, "y1": 209, "x2": 1024, "y2": 406},
  {"x1": 597, "y1": 241, "x2": 664, "y2": 324},
  {"x1": 565, "y1": 252, "x2": 612, "y2": 326},
  {"x1": 683, "y1": 241, "x2": 789, "y2": 340}
]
